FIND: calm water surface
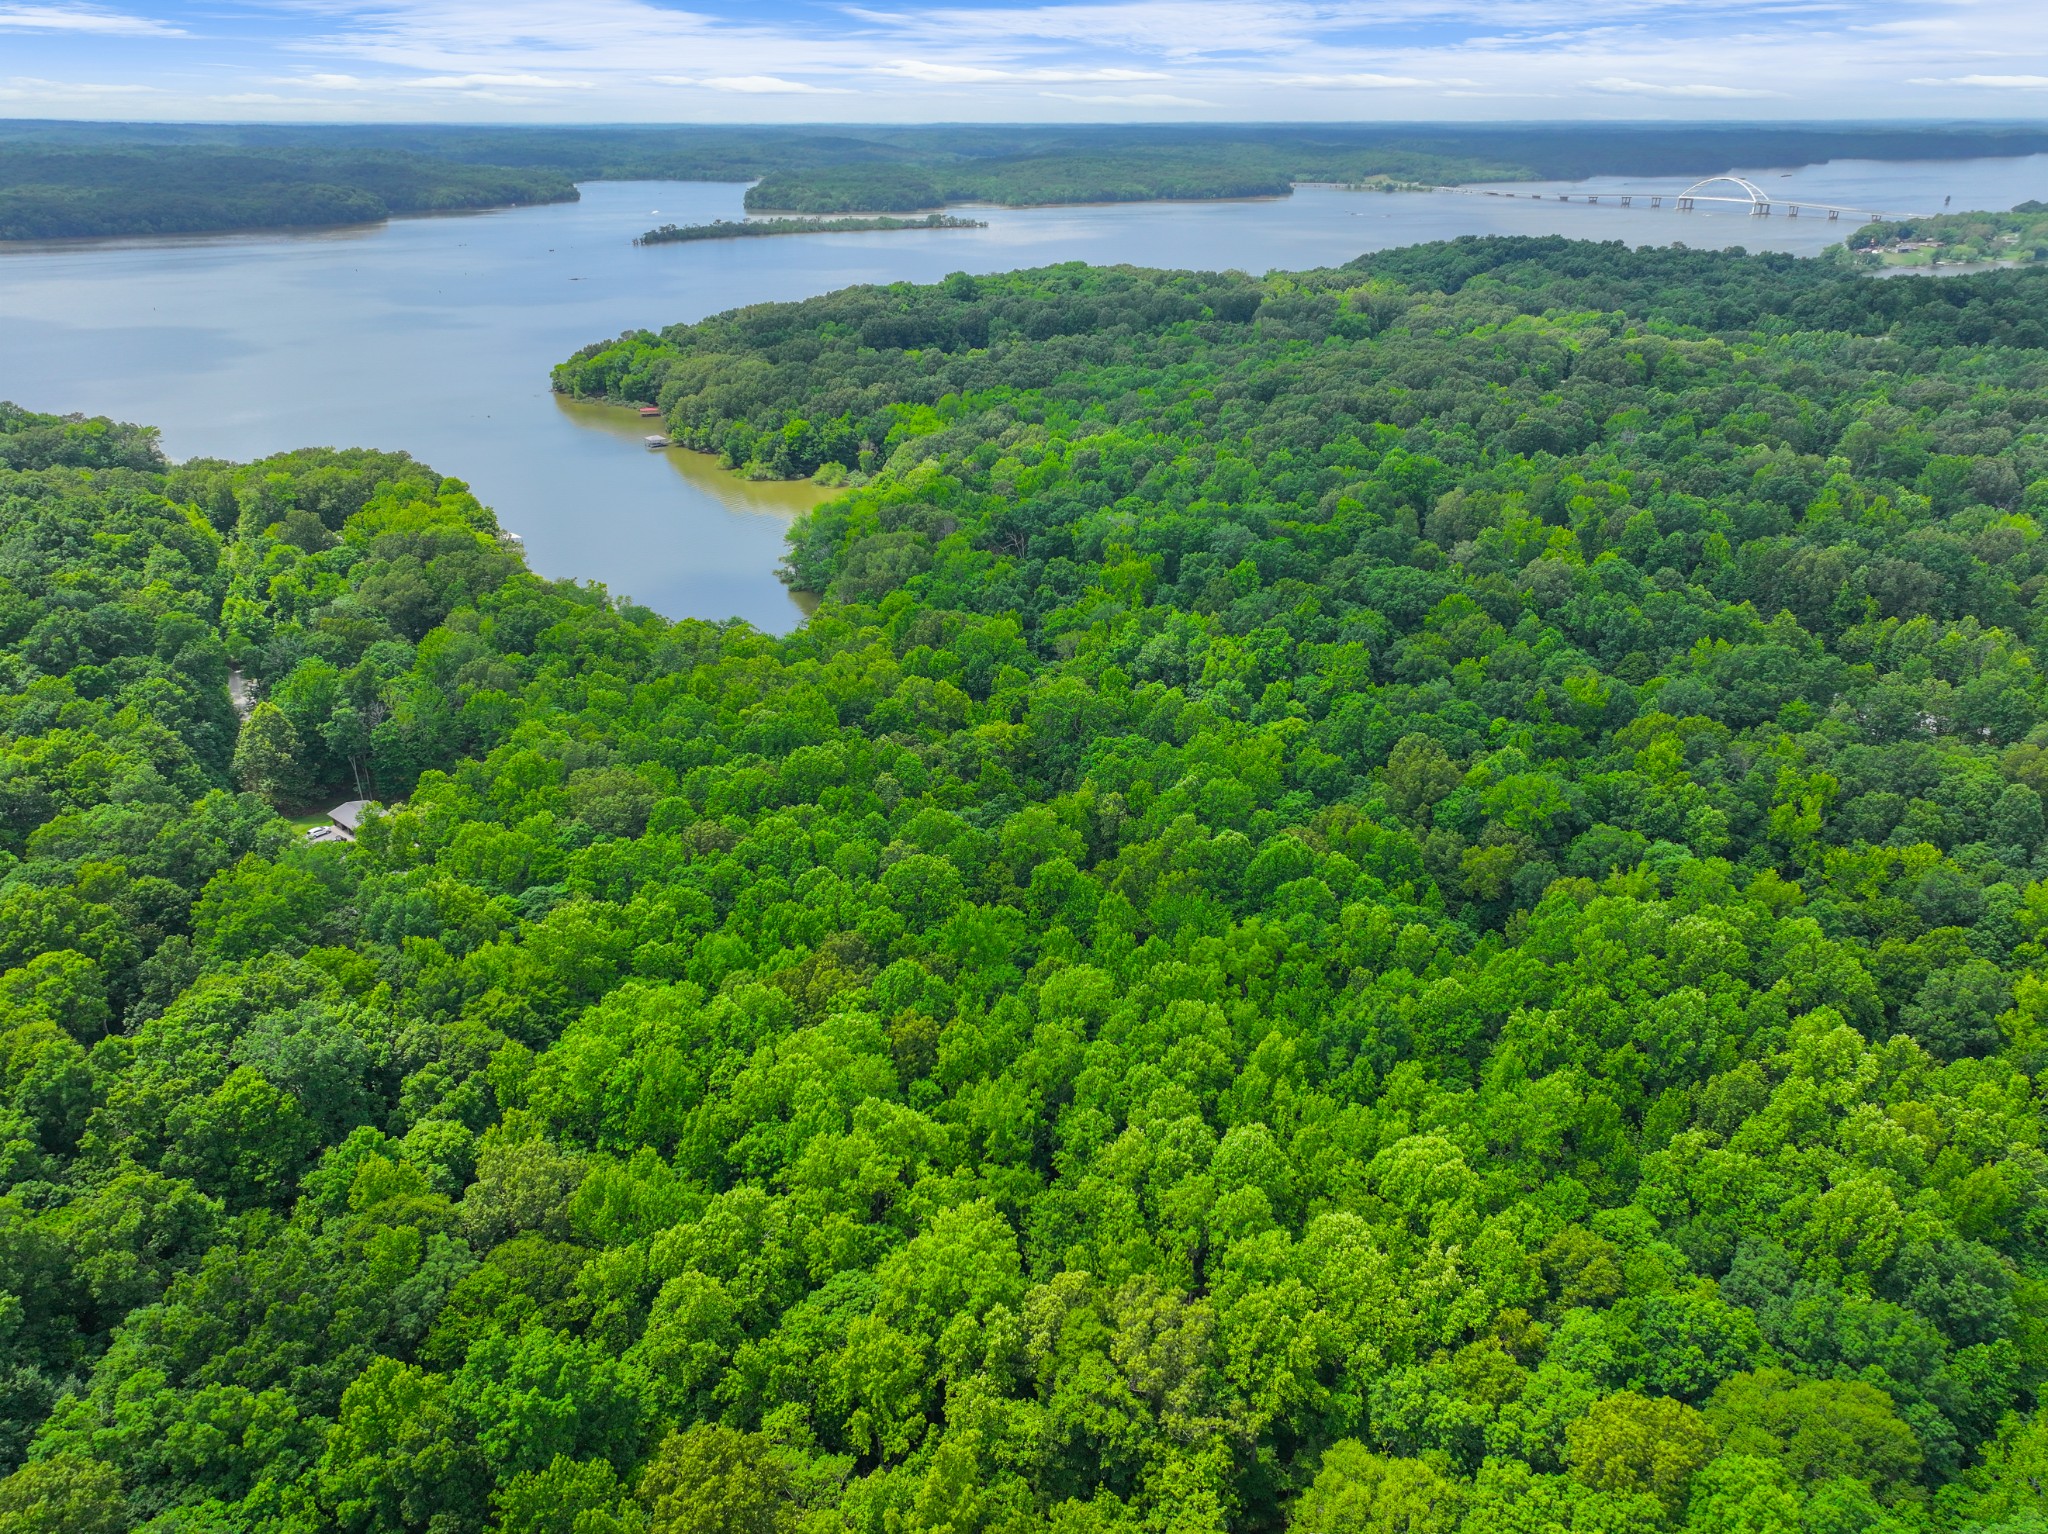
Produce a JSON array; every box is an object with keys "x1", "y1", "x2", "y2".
[{"x1": 3, "y1": 155, "x2": 2044, "y2": 630}]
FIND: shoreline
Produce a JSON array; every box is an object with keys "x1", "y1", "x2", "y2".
[
  {"x1": 637, "y1": 213, "x2": 985, "y2": 246},
  {"x1": 0, "y1": 187, "x2": 582, "y2": 252}
]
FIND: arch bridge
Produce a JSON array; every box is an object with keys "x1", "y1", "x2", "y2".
[
  {"x1": 1672, "y1": 175, "x2": 1848, "y2": 219},
  {"x1": 1553, "y1": 175, "x2": 1914, "y2": 222},
  {"x1": 1443, "y1": 174, "x2": 1926, "y2": 223}
]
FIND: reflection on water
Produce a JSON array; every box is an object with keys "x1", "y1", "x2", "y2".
[{"x1": 552, "y1": 397, "x2": 838, "y2": 522}]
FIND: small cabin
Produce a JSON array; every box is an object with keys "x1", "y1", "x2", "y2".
[{"x1": 317, "y1": 799, "x2": 373, "y2": 843}]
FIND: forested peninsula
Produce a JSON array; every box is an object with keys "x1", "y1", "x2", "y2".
[
  {"x1": 6, "y1": 237, "x2": 2048, "y2": 1533},
  {"x1": 636, "y1": 215, "x2": 984, "y2": 247},
  {"x1": 7, "y1": 121, "x2": 2048, "y2": 239},
  {"x1": 0, "y1": 145, "x2": 576, "y2": 241},
  {"x1": 1847, "y1": 205, "x2": 2048, "y2": 270}
]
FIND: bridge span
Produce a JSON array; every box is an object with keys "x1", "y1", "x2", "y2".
[{"x1": 1433, "y1": 175, "x2": 1929, "y2": 224}]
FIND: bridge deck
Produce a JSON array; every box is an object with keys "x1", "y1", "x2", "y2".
[{"x1": 1430, "y1": 186, "x2": 1929, "y2": 222}]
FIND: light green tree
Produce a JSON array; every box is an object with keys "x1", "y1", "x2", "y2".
[
  {"x1": 1565, "y1": 1391, "x2": 1718, "y2": 1514},
  {"x1": 231, "y1": 700, "x2": 307, "y2": 806},
  {"x1": 637, "y1": 1424, "x2": 794, "y2": 1534},
  {"x1": 1292, "y1": 1441, "x2": 1464, "y2": 1534},
  {"x1": 0, "y1": 1456, "x2": 125, "y2": 1534}
]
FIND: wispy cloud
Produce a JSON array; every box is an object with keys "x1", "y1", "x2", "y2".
[
  {"x1": 886, "y1": 60, "x2": 1169, "y2": 82},
  {"x1": 1587, "y1": 76, "x2": 1787, "y2": 97},
  {"x1": 0, "y1": 3, "x2": 180, "y2": 34},
  {"x1": 844, "y1": 0, "x2": 1340, "y2": 56},
  {"x1": 410, "y1": 72, "x2": 590, "y2": 88},
  {"x1": 0, "y1": 0, "x2": 2044, "y2": 122},
  {"x1": 295, "y1": 69, "x2": 589, "y2": 91},
  {"x1": 0, "y1": 74, "x2": 160, "y2": 93},
  {"x1": 1279, "y1": 72, "x2": 1433, "y2": 87},
  {"x1": 1909, "y1": 73, "x2": 2048, "y2": 87},
  {"x1": 1040, "y1": 90, "x2": 1215, "y2": 104},
  {"x1": 700, "y1": 74, "x2": 851, "y2": 94}
]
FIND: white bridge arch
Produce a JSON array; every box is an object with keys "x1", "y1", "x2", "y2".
[
  {"x1": 1669, "y1": 175, "x2": 1859, "y2": 220},
  {"x1": 1677, "y1": 175, "x2": 1772, "y2": 209}
]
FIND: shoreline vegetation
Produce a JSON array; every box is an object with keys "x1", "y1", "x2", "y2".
[
  {"x1": 1840, "y1": 201, "x2": 2048, "y2": 270},
  {"x1": 6, "y1": 121, "x2": 2048, "y2": 239},
  {"x1": 635, "y1": 213, "x2": 986, "y2": 246}
]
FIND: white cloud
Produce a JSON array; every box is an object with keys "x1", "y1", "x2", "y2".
[
  {"x1": 1587, "y1": 76, "x2": 1787, "y2": 97},
  {"x1": 0, "y1": 74, "x2": 159, "y2": 93},
  {"x1": 290, "y1": 68, "x2": 588, "y2": 91},
  {"x1": 0, "y1": 4, "x2": 180, "y2": 35},
  {"x1": 847, "y1": 1, "x2": 1333, "y2": 56},
  {"x1": 1909, "y1": 73, "x2": 2048, "y2": 86},
  {"x1": 701, "y1": 74, "x2": 851, "y2": 94},
  {"x1": 1039, "y1": 90, "x2": 1215, "y2": 104},
  {"x1": 7, "y1": 0, "x2": 2045, "y2": 122},
  {"x1": 1279, "y1": 72, "x2": 1432, "y2": 87},
  {"x1": 409, "y1": 72, "x2": 590, "y2": 88},
  {"x1": 886, "y1": 59, "x2": 1170, "y2": 82}
]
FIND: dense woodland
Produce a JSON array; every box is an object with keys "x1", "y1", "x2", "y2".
[
  {"x1": 731, "y1": 147, "x2": 1485, "y2": 216},
  {"x1": 0, "y1": 146, "x2": 574, "y2": 241},
  {"x1": 7, "y1": 121, "x2": 2048, "y2": 237},
  {"x1": 4, "y1": 236, "x2": 2048, "y2": 1532}
]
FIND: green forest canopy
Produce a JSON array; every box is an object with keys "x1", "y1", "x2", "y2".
[
  {"x1": 7, "y1": 236, "x2": 2048, "y2": 1533},
  {"x1": 0, "y1": 145, "x2": 576, "y2": 241},
  {"x1": 6, "y1": 121, "x2": 2048, "y2": 237}
]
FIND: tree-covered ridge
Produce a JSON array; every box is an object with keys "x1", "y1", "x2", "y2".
[
  {"x1": 737, "y1": 146, "x2": 1507, "y2": 215},
  {"x1": 0, "y1": 147, "x2": 576, "y2": 241},
  {"x1": 9, "y1": 120, "x2": 2048, "y2": 239},
  {"x1": 5, "y1": 235, "x2": 2048, "y2": 1534}
]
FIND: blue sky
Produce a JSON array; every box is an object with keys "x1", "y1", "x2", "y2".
[{"x1": 1, "y1": 0, "x2": 2045, "y2": 123}]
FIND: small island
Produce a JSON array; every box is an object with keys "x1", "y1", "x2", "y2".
[
  {"x1": 635, "y1": 213, "x2": 986, "y2": 246},
  {"x1": 1841, "y1": 200, "x2": 2048, "y2": 268}
]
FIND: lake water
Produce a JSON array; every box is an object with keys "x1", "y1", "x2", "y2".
[{"x1": 3, "y1": 154, "x2": 2044, "y2": 631}]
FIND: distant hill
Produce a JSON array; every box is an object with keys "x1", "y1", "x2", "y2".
[
  {"x1": 0, "y1": 143, "x2": 575, "y2": 240},
  {"x1": 4, "y1": 121, "x2": 2047, "y2": 239}
]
